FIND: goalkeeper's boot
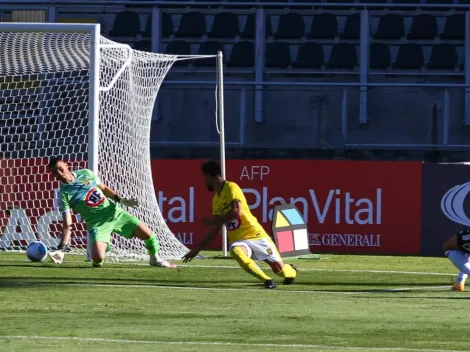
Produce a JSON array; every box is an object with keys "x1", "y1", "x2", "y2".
[
  {"x1": 149, "y1": 256, "x2": 177, "y2": 269},
  {"x1": 283, "y1": 264, "x2": 297, "y2": 285},
  {"x1": 451, "y1": 282, "x2": 465, "y2": 291},
  {"x1": 48, "y1": 250, "x2": 65, "y2": 264},
  {"x1": 61, "y1": 244, "x2": 72, "y2": 253},
  {"x1": 264, "y1": 279, "x2": 276, "y2": 289}
]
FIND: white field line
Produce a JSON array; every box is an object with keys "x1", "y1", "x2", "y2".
[{"x1": 0, "y1": 335, "x2": 466, "y2": 352}]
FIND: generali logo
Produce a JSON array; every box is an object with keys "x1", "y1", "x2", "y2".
[{"x1": 441, "y1": 182, "x2": 470, "y2": 226}]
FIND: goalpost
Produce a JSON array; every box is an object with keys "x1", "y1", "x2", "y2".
[{"x1": 0, "y1": 22, "x2": 228, "y2": 261}]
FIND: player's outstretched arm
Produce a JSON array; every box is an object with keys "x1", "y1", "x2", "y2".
[
  {"x1": 182, "y1": 226, "x2": 219, "y2": 263},
  {"x1": 49, "y1": 211, "x2": 73, "y2": 264},
  {"x1": 98, "y1": 183, "x2": 138, "y2": 208}
]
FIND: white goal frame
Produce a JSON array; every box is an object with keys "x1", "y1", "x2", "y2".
[{"x1": 0, "y1": 22, "x2": 229, "y2": 259}]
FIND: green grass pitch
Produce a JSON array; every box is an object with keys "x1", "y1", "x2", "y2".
[{"x1": 0, "y1": 252, "x2": 469, "y2": 352}]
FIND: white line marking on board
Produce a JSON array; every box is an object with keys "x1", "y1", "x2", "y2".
[
  {"x1": 0, "y1": 335, "x2": 465, "y2": 352},
  {"x1": 3, "y1": 281, "x2": 451, "y2": 295}
]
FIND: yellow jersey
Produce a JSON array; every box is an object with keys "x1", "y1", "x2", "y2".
[{"x1": 212, "y1": 181, "x2": 269, "y2": 243}]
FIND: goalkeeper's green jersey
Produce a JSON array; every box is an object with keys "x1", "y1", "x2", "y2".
[{"x1": 59, "y1": 169, "x2": 116, "y2": 227}]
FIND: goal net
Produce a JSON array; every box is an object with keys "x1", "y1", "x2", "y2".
[{"x1": 0, "y1": 23, "x2": 220, "y2": 261}]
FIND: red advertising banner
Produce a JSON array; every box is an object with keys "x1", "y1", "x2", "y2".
[
  {"x1": 0, "y1": 158, "x2": 87, "y2": 249},
  {"x1": 1, "y1": 158, "x2": 422, "y2": 256},
  {"x1": 151, "y1": 160, "x2": 423, "y2": 255}
]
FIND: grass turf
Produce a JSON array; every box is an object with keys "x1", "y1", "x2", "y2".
[{"x1": 0, "y1": 251, "x2": 468, "y2": 352}]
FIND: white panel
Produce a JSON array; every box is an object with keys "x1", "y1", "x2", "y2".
[{"x1": 293, "y1": 228, "x2": 309, "y2": 250}]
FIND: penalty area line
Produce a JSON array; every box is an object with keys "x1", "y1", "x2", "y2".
[{"x1": 0, "y1": 335, "x2": 465, "y2": 352}]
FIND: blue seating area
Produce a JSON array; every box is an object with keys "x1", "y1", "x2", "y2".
[
  {"x1": 1, "y1": 0, "x2": 469, "y2": 157},
  {"x1": 99, "y1": 9, "x2": 467, "y2": 72}
]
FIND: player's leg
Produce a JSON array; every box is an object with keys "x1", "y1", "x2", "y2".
[
  {"x1": 452, "y1": 271, "x2": 467, "y2": 291},
  {"x1": 443, "y1": 229, "x2": 470, "y2": 282},
  {"x1": 248, "y1": 237, "x2": 297, "y2": 285},
  {"x1": 113, "y1": 209, "x2": 177, "y2": 268},
  {"x1": 90, "y1": 241, "x2": 108, "y2": 267},
  {"x1": 229, "y1": 242, "x2": 275, "y2": 288},
  {"x1": 452, "y1": 253, "x2": 470, "y2": 291},
  {"x1": 88, "y1": 226, "x2": 113, "y2": 267}
]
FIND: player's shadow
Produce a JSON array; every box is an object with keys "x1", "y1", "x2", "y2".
[
  {"x1": 0, "y1": 263, "x2": 91, "y2": 269},
  {"x1": 0, "y1": 276, "x2": 248, "y2": 288}
]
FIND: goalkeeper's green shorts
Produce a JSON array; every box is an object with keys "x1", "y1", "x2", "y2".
[{"x1": 88, "y1": 207, "x2": 141, "y2": 244}]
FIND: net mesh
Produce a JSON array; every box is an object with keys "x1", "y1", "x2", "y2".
[{"x1": 0, "y1": 30, "x2": 189, "y2": 261}]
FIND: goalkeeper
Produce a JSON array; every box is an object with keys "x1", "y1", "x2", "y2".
[
  {"x1": 182, "y1": 160, "x2": 297, "y2": 289},
  {"x1": 47, "y1": 157, "x2": 176, "y2": 268}
]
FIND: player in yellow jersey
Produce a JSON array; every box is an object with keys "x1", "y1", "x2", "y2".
[{"x1": 182, "y1": 160, "x2": 297, "y2": 289}]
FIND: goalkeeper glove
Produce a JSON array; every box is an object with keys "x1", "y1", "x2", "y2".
[
  {"x1": 120, "y1": 197, "x2": 139, "y2": 208},
  {"x1": 49, "y1": 250, "x2": 65, "y2": 264},
  {"x1": 48, "y1": 243, "x2": 71, "y2": 264}
]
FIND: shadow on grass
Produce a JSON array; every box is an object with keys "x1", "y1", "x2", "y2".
[
  {"x1": 0, "y1": 277, "x2": 456, "y2": 296},
  {"x1": 352, "y1": 294, "x2": 470, "y2": 300}
]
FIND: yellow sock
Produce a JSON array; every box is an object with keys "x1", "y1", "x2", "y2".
[
  {"x1": 275, "y1": 264, "x2": 297, "y2": 278},
  {"x1": 231, "y1": 247, "x2": 272, "y2": 282}
]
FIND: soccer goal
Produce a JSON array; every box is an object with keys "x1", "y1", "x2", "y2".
[{"x1": 0, "y1": 23, "x2": 227, "y2": 261}]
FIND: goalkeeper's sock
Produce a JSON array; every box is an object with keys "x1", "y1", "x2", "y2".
[
  {"x1": 230, "y1": 247, "x2": 272, "y2": 282},
  {"x1": 274, "y1": 263, "x2": 297, "y2": 279},
  {"x1": 144, "y1": 233, "x2": 159, "y2": 256}
]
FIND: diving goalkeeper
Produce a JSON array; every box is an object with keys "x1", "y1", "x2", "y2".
[
  {"x1": 47, "y1": 157, "x2": 176, "y2": 268},
  {"x1": 182, "y1": 160, "x2": 297, "y2": 289}
]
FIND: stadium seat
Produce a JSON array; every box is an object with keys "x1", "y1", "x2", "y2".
[
  {"x1": 341, "y1": 13, "x2": 360, "y2": 39},
  {"x1": 327, "y1": 43, "x2": 357, "y2": 69},
  {"x1": 308, "y1": 13, "x2": 339, "y2": 39},
  {"x1": 326, "y1": 0, "x2": 355, "y2": 3},
  {"x1": 265, "y1": 15, "x2": 273, "y2": 38},
  {"x1": 143, "y1": 12, "x2": 173, "y2": 38},
  {"x1": 240, "y1": 14, "x2": 255, "y2": 39},
  {"x1": 407, "y1": 14, "x2": 438, "y2": 40},
  {"x1": 109, "y1": 11, "x2": 141, "y2": 37},
  {"x1": 265, "y1": 42, "x2": 291, "y2": 68},
  {"x1": 425, "y1": 0, "x2": 453, "y2": 5},
  {"x1": 292, "y1": 43, "x2": 324, "y2": 69},
  {"x1": 133, "y1": 40, "x2": 151, "y2": 52},
  {"x1": 165, "y1": 41, "x2": 191, "y2": 66},
  {"x1": 426, "y1": 44, "x2": 458, "y2": 69},
  {"x1": 440, "y1": 14, "x2": 464, "y2": 40},
  {"x1": 175, "y1": 12, "x2": 206, "y2": 38},
  {"x1": 275, "y1": 13, "x2": 305, "y2": 39},
  {"x1": 208, "y1": 12, "x2": 239, "y2": 38},
  {"x1": 227, "y1": 42, "x2": 255, "y2": 67},
  {"x1": 393, "y1": 44, "x2": 424, "y2": 69},
  {"x1": 373, "y1": 14, "x2": 405, "y2": 39},
  {"x1": 370, "y1": 43, "x2": 391, "y2": 69},
  {"x1": 392, "y1": 0, "x2": 420, "y2": 4},
  {"x1": 194, "y1": 42, "x2": 224, "y2": 66}
]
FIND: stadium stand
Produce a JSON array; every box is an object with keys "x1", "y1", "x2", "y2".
[{"x1": 1, "y1": 0, "x2": 468, "y2": 158}]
